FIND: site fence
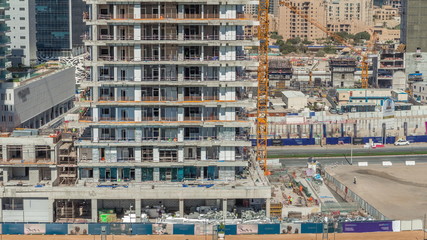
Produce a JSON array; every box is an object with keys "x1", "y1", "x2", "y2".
[
  {"x1": 324, "y1": 171, "x2": 388, "y2": 220},
  {"x1": 250, "y1": 135, "x2": 418, "y2": 146},
  {"x1": 0, "y1": 220, "x2": 422, "y2": 235}
]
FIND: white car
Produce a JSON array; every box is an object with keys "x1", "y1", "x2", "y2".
[{"x1": 394, "y1": 139, "x2": 410, "y2": 146}]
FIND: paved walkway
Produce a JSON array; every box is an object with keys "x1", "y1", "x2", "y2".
[{"x1": 1, "y1": 231, "x2": 424, "y2": 240}]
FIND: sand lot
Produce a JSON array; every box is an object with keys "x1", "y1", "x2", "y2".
[{"x1": 326, "y1": 163, "x2": 427, "y2": 220}]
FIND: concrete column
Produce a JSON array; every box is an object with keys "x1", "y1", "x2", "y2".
[
  {"x1": 177, "y1": 127, "x2": 184, "y2": 141},
  {"x1": 91, "y1": 199, "x2": 98, "y2": 222},
  {"x1": 135, "y1": 199, "x2": 141, "y2": 222},
  {"x1": 2, "y1": 145, "x2": 6, "y2": 161},
  {"x1": 179, "y1": 199, "x2": 184, "y2": 217},
  {"x1": 93, "y1": 86, "x2": 99, "y2": 101},
  {"x1": 0, "y1": 198, "x2": 3, "y2": 222},
  {"x1": 265, "y1": 199, "x2": 271, "y2": 219},
  {"x1": 153, "y1": 147, "x2": 159, "y2": 162},
  {"x1": 135, "y1": 168, "x2": 141, "y2": 182},
  {"x1": 3, "y1": 167, "x2": 8, "y2": 183},
  {"x1": 93, "y1": 168, "x2": 99, "y2": 182},
  {"x1": 133, "y1": 146, "x2": 141, "y2": 162},
  {"x1": 201, "y1": 147, "x2": 207, "y2": 161},
  {"x1": 178, "y1": 147, "x2": 184, "y2": 162},
  {"x1": 113, "y1": 25, "x2": 118, "y2": 40},
  {"x1": 113, "y1": 5, "x2": 117, "y2": 19},
  {"x1": 91, "y1": 3, "x2": 98, "y2": 20},
  {"x1": 114, "y1": 46, "x2": 118, "y2": 61},
  {"x1": 50, "y1": 167, "x2": 58, "y2": 182},
  {"x1": 48, "y1": 198, "x2": 55, "y2": 222},
  {"x1": 153, "y1": 168, "x2": 160, "y2": 181},
  {"x1": 29, "y1": 167, "x2": 40, "y2": 184},
  {"x1": 222, "y1": 199, "x2": 227, "y2": 220},
  {"x1": 200, "y1": 167, "x2": 204, "y2": 180}
]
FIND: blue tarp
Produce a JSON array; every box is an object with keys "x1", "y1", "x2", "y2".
[
  {"x1": 326, "y1": 137, "x2": 352, "y2": 145},
  {"x1": 131, "y1": 224, "x2": 152, "y2": 235},
  {"x1": 258, "y1": 224, "x2": 280, "y2": 234},
  {"x1": 173, "y1": 224, "x2": 195, "y2": 235},
  {"x1": 46, "y1": 224, "x2": 68, "y2": 235},
  {"x1": 88, "y1": 224, "x2": 111, "y2": 235},
  {"x1": 407, "y1": 135, "x2": 427, "y2": 143},
  {"x1": 3, "y1": 224, "x2": 25, "y2": 234},
  {"x1": 217, "y1": 225, "x2": 237, "y2": 235},
  {"x1": 301, "y1": 223, "x2": 323, "y2": 234}
]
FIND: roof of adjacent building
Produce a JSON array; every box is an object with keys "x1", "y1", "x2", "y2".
[{"x1": 281, "y1": 91, "x2": 306, "y2": 98}]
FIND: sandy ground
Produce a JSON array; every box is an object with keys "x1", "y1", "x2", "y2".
[
  {"x1": 0, "y1": 231, "x2": 425, "y2": 240},
  {"x1": 326, "y1": 163, "x2": 427, "y2": 220}
]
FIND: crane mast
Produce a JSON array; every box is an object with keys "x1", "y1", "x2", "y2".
[{"x1": 256, "y1": 0, "x2": 270, "y2": 174}]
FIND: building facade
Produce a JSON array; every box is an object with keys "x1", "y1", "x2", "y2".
[
  {"x1": 0, "y1": 0, "x2": 11, "y2": 81},
  {"x1": 35, "y1": 0, "x2": 87, "y2": 60},
  {"x1": 6, "y1": 0, "x2": 37, "y2": 67},
  {"x1": 326, "y1": 0, "x2": 374, "y2": 34},
  {"x1": 278, "y1": 0, "x2": 374, "y2": 41},
  {"x1": 278, "y1": 0, "x2": 327, "y2": 41},
  {"x1": 401, "y1": 0, "x2": 427, "y2": 53}
]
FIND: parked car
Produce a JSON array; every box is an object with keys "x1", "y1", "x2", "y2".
[
  {"x1": 329, "y1": 109, "x2": 337, "y2": 114},
  {"x1": 394, "y1": 139, "x2": 410, "y2": 146}
]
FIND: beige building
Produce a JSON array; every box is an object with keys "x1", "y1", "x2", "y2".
[
  {"x1": 326, "y1": 0, "x2": 374, "y2": 34},
  {"x1": 278, "y1": 0, "x2": 373, "y2": 41},
  {"x1": 373, "y1": 5, "x2": 400, "y2": 28},
  {"x1": 278, "y1": 0, "x2": 327, "y2": 42}
]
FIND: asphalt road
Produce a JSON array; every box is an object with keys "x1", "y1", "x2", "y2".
[
  {"x1": 279, "y1": 155, "x2": 427, "y2": 167},
  {"x1": 269, "y1": 144, "x2": 427, "y2": 156}
]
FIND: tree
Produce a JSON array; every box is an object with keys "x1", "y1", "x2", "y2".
[
  {"x1": 315, "y1": 50, "x2": 326, "y2": 57},
  {"x1": 286, "y1": 37, "x2": 301, "y2": 45},
  {"x1": 354, "y1": 31, "x2": 371, "y2": 41},
  {"x1": 302, "y1": 38, "x2": 314, "y2": 45},
  {"x1": 280, "y1": 44, "x2": 297, "y2": 54}
]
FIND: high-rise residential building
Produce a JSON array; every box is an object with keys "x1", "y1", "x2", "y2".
[
  {"x1": 0, "y1": 0, "x2": 11, "y2": 81},
  {"x1": 278, "y1": 0, "x2": 327, "y2": 41},
  {"x1": 278, "y1": 0, "x2": 374, "y2": 41},
  {"x1": 68, "y1": 0, "x2": 270, "y2": 222},
  {"x1": 35, "y1": 0, "x2": 87, "y2": 59},
  {"x1": 6, "y1": 0, "x2": 37, "y2": 67},
  {"x1": 326, "y1": 0, "x2": 374, "y2": 34}
]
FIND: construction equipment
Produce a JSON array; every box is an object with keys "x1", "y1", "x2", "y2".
[
  {"x1": 278, "y1": 0, "x2": 376, "y2": 89},
  {"x1": 256, "y1": 0, "x2": 270, "y2": 175}
]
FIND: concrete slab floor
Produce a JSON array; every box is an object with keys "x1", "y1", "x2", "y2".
[{"x1": 326, "y1": 163, "x2": 427, "y2": 220}]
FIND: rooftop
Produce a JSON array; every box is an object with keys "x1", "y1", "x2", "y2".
[{"x1": 281, "y1": 91, "x2": 306, "y2": 98}]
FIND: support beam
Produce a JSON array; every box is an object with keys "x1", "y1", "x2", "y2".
[
  {"x1": 222, "y1": 199, "x2": 227, "y2": 220},
  {"x1": 179, "y1": 199, "x2": 184, "y2": 217},
  {"x1": 135, "y1": 199, "x2": 141, "y2": 222},
  {"x1": 266, "y1": 198, "x2": 271, "y2": 218},
  {"x1": 91, "y1": 199, "x2": 98, "y2": 222}
]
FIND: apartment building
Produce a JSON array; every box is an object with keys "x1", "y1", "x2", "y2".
[
  {"x1": 69, "y1": 0, "x2": 270, "y2": 222},
  {"x1": 278, "y1": 0, "x2": 327, "y2": 41},
  {"x1": 326, "y1": 0, "x2": 374, "y2": 34},
  {"x1": 6, "y1": 0, "x2": 37, "y2": 67},
  {"x1": 278, "y1": 0, "x2": 373, "y2": 41}
]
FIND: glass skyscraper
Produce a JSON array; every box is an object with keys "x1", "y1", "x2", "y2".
[
  {"x1": 0, "y1": 0, "x2": 11, "y2": 80},
  {"x1": 35, "y1": 0, "x2": 87, "y2": 59}
]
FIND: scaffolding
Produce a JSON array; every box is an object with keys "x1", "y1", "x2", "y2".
[{"x1": 58, "y1": 132, "x2": 78, "y2": 185}]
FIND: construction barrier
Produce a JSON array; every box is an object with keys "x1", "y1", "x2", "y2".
[
  {"x1": 258, "y1": 224, "x2": 281, "y2": 234},
  {"x1": 0, "y1": 221, "x2": 422, "y2": 235},
  {"x1": 341, "y1": 221, "x2": 393, "y2": 233}
]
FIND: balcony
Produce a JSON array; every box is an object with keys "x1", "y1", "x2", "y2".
[
  {"x1": 99, "y1": 96, "x2": 115, "y2": 101},
  {"x1": 184, "y1": 96, "x2": 202, "y2": 101}
]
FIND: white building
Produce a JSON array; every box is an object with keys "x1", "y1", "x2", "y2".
[
  {"x1": 6, "y1": 0, "x2": 37, "y2": 66},
  {"x1": 281, "y1": 90, "x2": 308, "y2": 110},
  {"x1": 0, "y1": 66, "x2": 75, "y2": 131}
]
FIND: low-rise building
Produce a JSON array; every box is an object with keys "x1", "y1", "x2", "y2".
[
  {"x1": 412, "y1": 82, "x2": 427, "y2": 103},
  {"x1": 329, "y1": 57, "x2": 357, "y2": 88},
  {"x1": 0, "y1": 66, "x2": 75, "y2": 132},
  {"x1": 336, "y1": 88, "x2": 408, "y2": 105},
  {"x1": 281, "y1": 90, "x2": 308, "y2": 110}
]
